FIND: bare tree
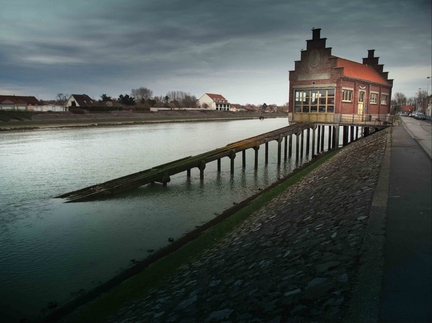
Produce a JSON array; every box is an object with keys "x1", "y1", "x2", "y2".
[
  {"x1": 392, "y1": 92, "x2": 407, "y2": 106},
  {"x1": 131, "y1": 87, "x2": 153, "y2": 103},
  {"x1": 165, "y1": 91, "x2": 197, "y2": 108},
  {"x1": 182, "y1": 94, "x2": 197, "y2": 108},
  {"x1": 56, "y1": 93, "x2": 68, "y2": 106}
]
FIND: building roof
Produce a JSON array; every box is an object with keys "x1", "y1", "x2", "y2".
[
  {"x1": 71, "y1": 94, "x2": 96, "y2": 107},
  {"x1": 206, "y1": 93, "x2": 229, "y2": 102},
  {"x1": 0, "y1": 95, "x2": 41, "y2": 105},
  {"x1": 336, "y1": 58, "x2": 389, "y2": 86}
]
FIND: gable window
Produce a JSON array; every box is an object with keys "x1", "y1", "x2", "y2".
[
  {"x1": 381, "y1": 94, "x2": 388, "y2": 105},
  {"x1": 370, "y1": 92, "x2": 379, "y2": 104},
  {"x1": 342, "y1": 89, "x2": 353, "y2": 102}
]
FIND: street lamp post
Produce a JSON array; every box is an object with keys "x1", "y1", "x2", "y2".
[
  {"x1": 426, "y1": 77, "x2": 431, "y2": 117},
  {"x1": 427, "y1": 76, "x2": 431, "y2": 95}
]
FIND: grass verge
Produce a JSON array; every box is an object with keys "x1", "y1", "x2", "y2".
[{"x1": 44, "y1": 150, "x2": 338, "y2": 323}]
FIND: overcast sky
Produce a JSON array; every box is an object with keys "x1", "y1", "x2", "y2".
[{"x1": 0, "y1": 0, "x2": 430, "y2": 105}]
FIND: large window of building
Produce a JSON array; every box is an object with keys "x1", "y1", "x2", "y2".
[
  {"x1": 342, "y1": 89, "x2": 353, "y2": 102},
  {"x1": 294, "y1": 89, "x2": 335, "y2": 113},
  {"x1": 370, "y1": 92, "x2": 378, "y2": 104},
  {"x1": 381, "y1": 94, "x2": 388, "y2": 105}
]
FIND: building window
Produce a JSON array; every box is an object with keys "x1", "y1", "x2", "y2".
[
  {"x1": 342, "y1": 89, "x2": 353, "y2": 102},
  {"x1": 370, "y1": 92, "x2": 378, "y2": 104},
  {"x1": 294, "y1": 88, "x2": 334, "y2": 113},
  {"x1": 381, "y1": 94, "x2": 388, "y2": 105}
]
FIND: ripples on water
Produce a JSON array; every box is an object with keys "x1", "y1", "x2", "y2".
[{"x1": 0, "y1": 118, "x2": 315, "y2": 321}]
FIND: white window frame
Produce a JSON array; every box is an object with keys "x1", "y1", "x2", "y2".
[
  {"x1": 381, "y1": 93, "x2": 388, "y2": 105},
  {"x1": 342, "y1": 89, "x2": 353, "y2": 102},
  {"x1": 370, "y1": 92, "x2": 379, "y2": 104}
]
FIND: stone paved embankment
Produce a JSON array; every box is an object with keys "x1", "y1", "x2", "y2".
[{"x1": 67, "y1": 129, "x2": 389, "y2": 323}]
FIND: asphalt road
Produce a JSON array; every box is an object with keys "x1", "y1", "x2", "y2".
[{"x1": 379, "y1": 117, "x2": 432, "y2": 323}]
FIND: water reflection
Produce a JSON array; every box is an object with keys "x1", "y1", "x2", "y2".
[{"x1": 1, "y1": 118, "x2": 317, "y2": 321}]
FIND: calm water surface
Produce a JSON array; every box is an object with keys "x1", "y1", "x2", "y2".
[{"x1": 0, "y1": 118, "x2": 316, "y2": 321}]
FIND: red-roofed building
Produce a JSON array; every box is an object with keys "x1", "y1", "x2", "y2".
[
  {"x1": 402, "y1": 105, "x2": 414, "y2": 113},
  {"x1": 0, "y1": 95, "x2": 41, "y2": 110},
  {"x1": 289, "y1": 29, "x2": 393, "y2": 123},
  {"x1": 197, "y1": 93, "x2": 231, "y2": 111}
]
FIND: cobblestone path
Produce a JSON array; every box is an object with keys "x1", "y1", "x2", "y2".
[{"x1": 75, "y1": 130, "x2": 389, "y2": 323}]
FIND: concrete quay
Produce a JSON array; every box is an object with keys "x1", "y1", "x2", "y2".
[{"x1": 58, "y1": 118, "x2": 431, "y2": 323}]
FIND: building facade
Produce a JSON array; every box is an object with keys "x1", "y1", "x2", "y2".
[
  {"x1": 0, "y1": 95, "x2": 41, "y2": 110},
  {"x1": 65, "y1": 94, "x2": 96, "y2": 108},
  {"x1": 197, "y1": 93, "x2": 231, "y2": 111},
  {"x1": 289, "y1": 29, "x2": 393, "y2": 123}
]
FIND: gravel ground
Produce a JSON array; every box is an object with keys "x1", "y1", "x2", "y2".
[{"x1": 56, "y1": 129, "x2": 388, "y2": 323}]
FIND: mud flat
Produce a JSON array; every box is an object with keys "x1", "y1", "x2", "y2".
[{"x1": 0, "y1": 110, "x2": 288, "y2": 131}]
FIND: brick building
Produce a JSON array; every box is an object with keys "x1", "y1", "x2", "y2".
[{"x1": 289, "y1": 29, "x2": 393, "y2": 123}]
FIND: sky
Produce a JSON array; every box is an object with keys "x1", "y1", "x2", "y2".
[{"x1": 0, "y1": 0, "x2": 431, "y2": 105}]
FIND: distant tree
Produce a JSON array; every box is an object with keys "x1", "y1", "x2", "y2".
[
  {"x1": 147, "y1": 99, "x2": 156, "y2": 107},
  {"x1": 56, "y1": 93, "x2": 68, "y2": 106},
  {"x1": 182, "y1": 94, "x2": 197, "y2": 108},
  {"x1": 131, "y1": 87, "x2": 153, "y2": 102},
  {"x1": 118, "y1": 94, "x2": 135, "y2": 106},
  {"x1": 153, "y1": 96, "x2": 163, "y2": 106},
  {"x1": 407, "y1": 97, "x2": 417, "y2": 106},
  {"x1": 392, "y1": 92, "x2": 407, "y2": 107},
  {"x1": 164, "y1": 95, "x2": 170, "y2": 108},
  {"x1": 164, "y1": 91, "x2": 197, "y2": 108},
  {"x1": 202, "y1": 103, "x2": 209, "y2": 109},
  {"x1": 100, "y1": 94, "x2": 112, "y2": 102},
  {"x1": 417, "y1": 89, "x2": 429, "y2": 101}
]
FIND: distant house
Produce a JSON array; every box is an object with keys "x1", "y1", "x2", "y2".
[
  {"x1": 197, "y1": 93, "x2": 231, "y2": 111},
  {"x1": 244, "y1": 105, "x2": 258, "y2": 112},
  {"x1": 402, "y1": 105, "x2": 414, "y2": 113},
  {"x1": 66, "y1": 94, "x2": 96, "y2": 108},
  {"x1": 289, "y1": 28, "x2": 393, "y2": 123},
  {"x1": 0, "y1": 95, "x2": 42, "y2": 110}
]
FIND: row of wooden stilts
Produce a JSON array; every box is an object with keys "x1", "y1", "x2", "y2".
[{"x1": 190, "y1": 124, "x2": 366, "y2": 180}]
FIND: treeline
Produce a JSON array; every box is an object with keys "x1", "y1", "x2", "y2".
[
  {"x1": 100, "y1": 87, "x2": 198, "y2": 109},
  {"x1": 391, "y1": 90, "x2": 429, "y2": 113}
]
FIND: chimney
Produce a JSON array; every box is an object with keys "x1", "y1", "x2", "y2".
[
  {"x1": 312, "y1": 28, "x2": 321, "y2": 40},
  {"x1": 368, "y1": 49, "x2": 375, "y2": 58},
  {"x1": 306, "y1": 28, "x2": 327, "y2": 51}
]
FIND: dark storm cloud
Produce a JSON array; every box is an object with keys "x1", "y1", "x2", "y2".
[{"x1": 0, "y1": 0, "x2": 430, "y2": 102}]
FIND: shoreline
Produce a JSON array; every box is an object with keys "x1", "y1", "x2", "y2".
[{"x1": 0, "y1": 110, "x2": 289, "y2": 132}]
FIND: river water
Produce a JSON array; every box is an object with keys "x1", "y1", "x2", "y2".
[{"x1": 0, "y1": 118, "x2": 318, "y2": 321}]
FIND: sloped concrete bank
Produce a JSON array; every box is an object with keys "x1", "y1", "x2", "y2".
[
  {"x1": 0, "y1": 111, "x2": 287, "y2": 131},
  {"x1": 55, "y1": 129, "x2": 389, "y2": 323}
]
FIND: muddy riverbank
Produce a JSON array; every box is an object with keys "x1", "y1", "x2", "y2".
[{"x1": 0, "y1": 110, "x2": 289, "y2": 131}]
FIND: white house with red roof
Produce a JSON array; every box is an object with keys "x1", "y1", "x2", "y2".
[
  {"x1": 289, "y1": 28, "x2": 393, "y2": 123},
  {"x1": 197, "y1": 93, "x2": 231, "y2": 111}
]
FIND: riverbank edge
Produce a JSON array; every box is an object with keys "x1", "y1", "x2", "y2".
[
  {"x1": 0, "y1": 111, "x2": 288, "y2": 132},
  {"x1": 39, "y1": 148, "x2": 340, "y2": 323}
]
